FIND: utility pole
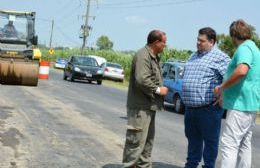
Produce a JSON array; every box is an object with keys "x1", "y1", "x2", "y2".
[
  {"x1": 81, "y1": 0, "x2": 91, "y2": 55},
  {"x1": 49, "y1": 19, "x2": 54, "y2": 48},
  {"x1": 48, "y1": 19, "x2": 54, "y2": 61}
]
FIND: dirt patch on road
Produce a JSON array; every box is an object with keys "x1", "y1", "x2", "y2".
[
  {"x1": 23, "y1": 87, "x2": 124, "y2": 160},
  {"x1": 0, "y1": 99, "x2": 31, "y2": 168}
]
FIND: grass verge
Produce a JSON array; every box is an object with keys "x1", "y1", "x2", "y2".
[{"x1": 103, "y1": 79, "x2": 128, "y2": 90}]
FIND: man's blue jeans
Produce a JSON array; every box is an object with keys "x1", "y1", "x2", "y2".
[{"x1": 184, "y1": 104, "x2": 224, "y2": 168}]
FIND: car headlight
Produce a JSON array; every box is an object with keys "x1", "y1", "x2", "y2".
[
  {"x1": 96, "y1": 70, "x2": 103, "y2": 74},
  {"x1": 74, "y1": 67, "x2": 81, "y2": 72}
]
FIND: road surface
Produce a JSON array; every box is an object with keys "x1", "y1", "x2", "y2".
[{"x1": 0, "y1": 69, "x2": 259, "y2": 168}]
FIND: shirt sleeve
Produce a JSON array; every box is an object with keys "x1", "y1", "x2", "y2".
[
  {"x1": 135, "y1": 52, "x2": 157, "y2": 98},
  {"x1": 235, "y1": 45, "x2": 253, "y2": 68},
  {"x1": 218, "y1": 54, "x2": 231, "y2": 77}
]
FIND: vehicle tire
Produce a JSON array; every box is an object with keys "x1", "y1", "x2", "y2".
[
  {"x1": 97, "y1": 80, "x2": 102, "y2": 85},
  {"x1": 173, "y1": 95, "x2": 185, "y2": 114},
  {"x1": 70, "y1": 74, "x2": 74, "y2": 82},
  {"x1": 63, "y1": 73, "x2": 67, "y2": 80}
]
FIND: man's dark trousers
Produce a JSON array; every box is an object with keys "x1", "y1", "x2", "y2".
[{"x1": 184, "y1": 104, "x2": 224, "y2": 168}]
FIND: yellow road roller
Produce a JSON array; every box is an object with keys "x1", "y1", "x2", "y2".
[{"x1": 0, "y1": 10, "x2": 40, "y2": 86}]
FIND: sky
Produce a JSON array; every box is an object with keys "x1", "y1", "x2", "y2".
[{"x1": 0, "y1": 0, "x2": 259, "y2": 51}]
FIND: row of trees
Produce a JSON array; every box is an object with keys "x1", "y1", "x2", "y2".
[
  {"x1": 41, "y1": 28, "x2": 260, "y2": 81},
  {"x1": 94, "y1": 28, "x2": 260, "y2": 60},
  {"x1": 217, "y1": 26, "x2": 260, "y2": 56},
  {"x1": 95, "y1": 25, "x2": 260, "y2": 57}
]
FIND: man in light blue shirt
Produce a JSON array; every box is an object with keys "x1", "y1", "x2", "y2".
[{"x1": 214, "y1": 19, "x2": 260, "y2": 168}]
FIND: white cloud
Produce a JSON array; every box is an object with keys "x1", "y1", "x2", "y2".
[{"x1": 125, "y1": 15, "x2": 149, "y2": 25}]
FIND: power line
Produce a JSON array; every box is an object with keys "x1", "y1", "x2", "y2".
[
  {"x1": 99, "y1": 0, "x2": 151, "y2": 6},
  {"x1": 99, "y1": 0, "x2": 205, "y2": 9},
  {"x1": 56, "y1": 0, "x2": 83, "y2": 21},
  {"x1": 56, "y1": 0, "x2": 81, "y2": 15},
  {"x1": 36, "y1": 14, "x2": 82, "y2": 47},
  {"x1": 55, "y1": 24, "x2": 81, "y2": 46},
  {"x1": 37, "y1": 17, "x2": 52, "y2": 22}
]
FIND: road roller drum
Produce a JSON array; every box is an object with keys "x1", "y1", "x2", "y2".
[{"x1": 0, "y1": 60, "x2": 39, "y2": 86}]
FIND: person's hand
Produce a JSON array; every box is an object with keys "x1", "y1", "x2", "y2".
[
  {"x1": 159, "y1": 86, "x2": 168, "y2": 96},
  {"x1": 213, "y1": 95, "x2": 223, "y2": 107},
  {"x1": 214, "y1": 85, "x2": 223, "y2": 107},
  {"x1": 214, "y1": 85, "x2": 222, "y2": 97}
]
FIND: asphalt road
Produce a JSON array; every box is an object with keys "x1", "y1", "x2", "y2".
[{"x1": 0, "y1": 69, "x2": 259, "y2": 168}]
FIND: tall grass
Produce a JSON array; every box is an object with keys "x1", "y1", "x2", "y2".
[{"x1": 40, "y1": 47, "x2": 191, "y2": 81}]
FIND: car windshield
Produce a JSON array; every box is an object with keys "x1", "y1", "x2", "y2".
[
  {"x1": 0, "y1": 13, "x2": 28, "y2": 41},
  {"x1": 107, "y1": 63, "x2": 122, "y2": 69},
  {"x1": 73, "y1": 57, "x2": 98, "y2": 67}
]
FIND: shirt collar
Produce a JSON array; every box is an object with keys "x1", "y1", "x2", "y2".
[
  {"x1": 145, "y1": 45, "x2": 157, "y2": 59},
  {"x1": 197, "y1": 47, "x2": 213, "y2": 56}
]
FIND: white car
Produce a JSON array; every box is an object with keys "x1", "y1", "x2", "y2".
[
  {"x1": 87, "y1": 55, "x2": 107, "y2": 67},
  {"x1": 104, "y1": 62, "x2": 124, "y2": 82}
]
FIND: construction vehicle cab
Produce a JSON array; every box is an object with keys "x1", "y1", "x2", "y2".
[{"x1": 0, "y1": 10, "x2": 40, "y2": 86}]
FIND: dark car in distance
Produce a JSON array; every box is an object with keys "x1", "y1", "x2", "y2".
[{"x1": 63, "y1": 55, "x2": 104, "y2": 85}]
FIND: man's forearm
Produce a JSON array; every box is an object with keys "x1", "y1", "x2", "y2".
[
  {"x1": 221, "y1": 64, "x2": 249, "y2": 90},
  {"x1": 221, "y1": 73, "x2": 244, "y2": 90}
]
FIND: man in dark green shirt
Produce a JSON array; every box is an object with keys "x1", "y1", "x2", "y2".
[{"x1": 122, "y1": 30, "x2": 168, "y2": 168}]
